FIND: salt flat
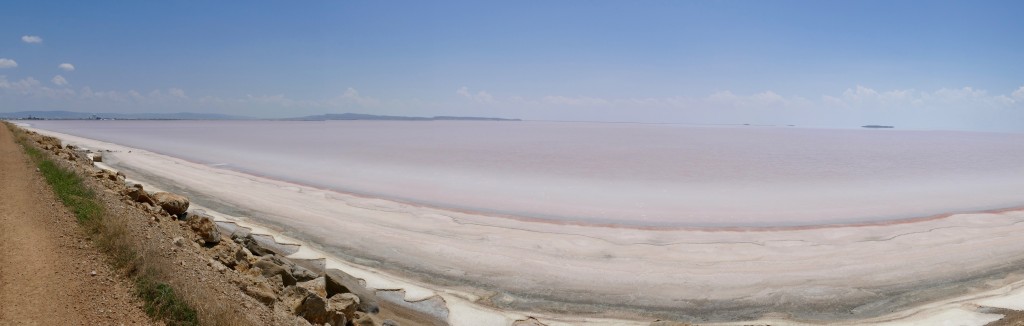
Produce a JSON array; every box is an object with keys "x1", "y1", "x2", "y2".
[
  {"x1": 24, "y1": 120, "x2": 1024, "y2": 227},
  {"x1": 24, "y1": 120, "x2": 1024, "y2": 324}
]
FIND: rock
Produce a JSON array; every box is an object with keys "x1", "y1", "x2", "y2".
[
  {"x1": 328, "y1": 293, "x2": 360, "y2": 322},
  {"x1": 352, "y1": 312, "x2": 376, "y2": 326},
  {"x1": 292, "y1": 265, "x2": 319, "y2": 282},
  {"x1": 212, "y1": 244, "x2": 240, "y2": 268},
  {"x1": 209, "y1": 259, "x2": 228, "y2": 272},
  {"x1": 254, "y1": 256, "x2": 297, "y2": 286},
  {"x1": 298, "y1": 276, "x2": 327, "y2": 298},
  {"x1": 123, "y1": 185, "x2": 157, "y2": 206},
  {"x1": 230, "y1": 228, "x2": 252, "y2": 241},
  {"x1": 151, "y1": 192, "x2": 189, "y2": 216},
  {"x1": 38, "y1": 136, "x2": 61, "y2": 149},
  {"x1": 382, "y1": 320, "x2": 399, "y2": 326},
  {"x1": 92, "y1": 154, "x2": 103, "y2": 162},
  {"x1": 243, "y1": 281, "x2": 278, "y2": 306},
  {"x1": 235, "y1": 247, "x2": 254, "y2": 269},
  {"x1": 172, "y1": 236, "x2": 185, "y2": 247},
  {"x1": 267, "y1": 274, "x2": 286, "y2": 289},
  {"x1": 186, "y1": 214, "x2": 221, "y2": 244},
  {"x1": 240, "y1": 235, "x2": 277, "y2": 256},
  {"x1": 281, "y1": 285, "x2": 311, "y2": 312},
  {"x1": 295, "y1": 292, "x2": 346, "y2": 325},
  {"x1": 325, "y1": 269, "x2": 379, "y2": 314}
]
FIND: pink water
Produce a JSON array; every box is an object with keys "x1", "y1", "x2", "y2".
[{"x1": 27, "y1": 120, "x2": 1024, "y2": 226}]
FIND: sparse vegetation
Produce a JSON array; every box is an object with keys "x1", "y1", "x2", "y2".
[
  {"x1": 137, "y1": 278, "x2": 199, "y2": 326},
  {"x1": 7, "y1": 122, "x2": 199, "y2": 326}
]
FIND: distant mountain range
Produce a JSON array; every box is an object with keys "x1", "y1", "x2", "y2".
[
  {"x1": 284, "y1": 113, "x2": 520, "y2": 121},
  {"x1": 0, "y1": 110, "x2": 248, "y2": 120},
  {"x1": 0, "y1": 110, "x2": 520, "y2": 122}
]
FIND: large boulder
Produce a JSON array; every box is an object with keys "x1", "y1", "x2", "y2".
[
  {"x1": 237, "y1": 234, "x2": 300, "y2": 257},
  {"x1": 295, "y1": 292, "x2": 347, "y2": 326},
  {"x1": 239, "y1": 235, "x2": 276, "y2": 256},
  {"x1": 291, "y1": 265, "x2": 319, "y2": 282},
  {"x1": 151, "y1": 192, "x2": 189, "y2": 215},
  {"x1": 298, "y1": 277, "x2": 327, "y2": 298},
  {"x1": 212, "y1": 243, "x2": 245, "y2": 268},
  {"x1": 254, "y1": 256, "x2": 297, "y2": 287},
  {"x1": 123, "y1": 184, "x2": 156, "y2": 205},
  {"x1": 186, "y1": 214, "x2": 221, "y2": 244},
  {"x1": 327, "y1": 293, "x2": 360, "y2": 322},
  {"x1": 325, "y1": 269, "x2": 379, "y2": 314},
  {"x1": 352, "y1": 312, "x2": 376, "y2": 326}
]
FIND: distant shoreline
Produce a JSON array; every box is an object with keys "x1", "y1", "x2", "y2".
[{"x1": 0, "y1": 110, "x2": 521, "y2": 122}]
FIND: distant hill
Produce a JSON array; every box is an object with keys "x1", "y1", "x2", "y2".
[
  {"x1": 285, "y1": 113, "x2": 520, "y2": 121},
  {"x1": 861, "y1": 125, "x2": 895, "y2": 129},
  {"x1": 1, "y1": 110, "x2": 520, "y2": 122},
  {"x1": 0, "y1": 110, "x2": 249, "y2": 120}
]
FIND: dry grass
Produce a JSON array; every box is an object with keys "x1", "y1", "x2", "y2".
[{"x1": 8, "y1": 122, "x2": 201, "y2": 325}]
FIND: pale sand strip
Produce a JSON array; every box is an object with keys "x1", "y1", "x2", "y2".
[{"x1": 27, "y1": 125, "x2": 1024, "y2": 325}]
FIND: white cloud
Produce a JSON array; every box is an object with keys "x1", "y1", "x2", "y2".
[
  {"x1": 752, "y1": 91, "x2": 786, "y2": 105},
  {"x1": 0, "y1": 75, "x2": 74, "y2": 99},
  {"x1": 541, "y1": 95, "x2": 611, "y2": 106},
  {"x1": 21, "y1": 35, "x2": 42, "y2": 44},
  {"x1": 474, "y1": 91, "x2": 494, "y2": 103},
  {"x1": 0, "y1": 58, "x2": 17, "y2": 69},
  {"x1": 337, "y1": 87, "x2": 379, "y2": 106},
  {"x1": 1009, "y1": 86, "x2": 1024, "y2": 101},
  {"x1": 456, "y1": 86, "x2": 496, "y2": 103},
  {"x1": 0, "y1": 76, "x2": 41, "y2": 90},
  {"x1": 51, "y1": 75, "x2": 68, "y2": 86},
  {"x1": 342, "y1": 88, "x2": 361, "y2": 100},
  {"x1": 58, "y1": 63, "x2": 75, "y2": 71},
  {"x1": 168, "y1": 88, "x2": 186, "y2": 98},
  {"x1": 707, "y1": 91, "x2": 739, "y2": 103}
]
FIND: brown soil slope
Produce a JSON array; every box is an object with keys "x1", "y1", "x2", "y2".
[{"x1": 0, "y1": 123, "x2": 153, "y2": 324}]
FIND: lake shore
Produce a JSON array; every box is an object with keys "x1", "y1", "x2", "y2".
[{"x1": 22, "y1": 123, "x2": 1024, "y2": 325}]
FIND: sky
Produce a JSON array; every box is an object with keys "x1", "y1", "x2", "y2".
[{"x1": 1, "y1": 1, "x2": 1023, "y2": 131}]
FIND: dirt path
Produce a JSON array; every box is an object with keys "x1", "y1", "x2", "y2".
[{"x1": 0, "y1": 123, "x2": 153, "y2": 325}]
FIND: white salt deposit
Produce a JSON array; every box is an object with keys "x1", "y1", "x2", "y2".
[{"x1": 24, "y1": 121, "x2": 1024, "y2": 325}]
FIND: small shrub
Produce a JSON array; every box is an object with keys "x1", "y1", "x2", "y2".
[{"x1": 136, "y1": 277, "x2": 200, "y2": 326}]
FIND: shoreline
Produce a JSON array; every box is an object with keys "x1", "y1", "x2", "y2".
[{"x1": 22, "y1": 123, "x2": 1024, "y2": 325}]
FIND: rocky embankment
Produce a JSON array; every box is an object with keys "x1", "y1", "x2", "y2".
[{"x1": 25, "y1": 130, "x2": 408, "y2": 326}]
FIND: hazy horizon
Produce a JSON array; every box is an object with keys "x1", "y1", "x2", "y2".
[{"x1": 2, "y1": 1, "x2": 1023, "y2": 132}]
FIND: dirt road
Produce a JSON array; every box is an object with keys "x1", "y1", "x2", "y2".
[{"x1": 0, "y1": 123, "x2": 152, "y2": 324}]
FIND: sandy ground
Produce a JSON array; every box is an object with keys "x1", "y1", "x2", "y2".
[
  {"x1": 0, "y1": 124, "x2": 154, "y2": 324},
  {"x1": 24, "y1": 125, "x2": 1024, "y2": 326}
]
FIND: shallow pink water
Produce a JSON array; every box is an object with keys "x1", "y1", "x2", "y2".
[{"x1": 27, "y1": 120, "x2": 1024, "y2": 226}]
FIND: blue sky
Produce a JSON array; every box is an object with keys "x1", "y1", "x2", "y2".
[{"x1": 1, "y1": 1, "x2": 1022, "y2": 131}]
